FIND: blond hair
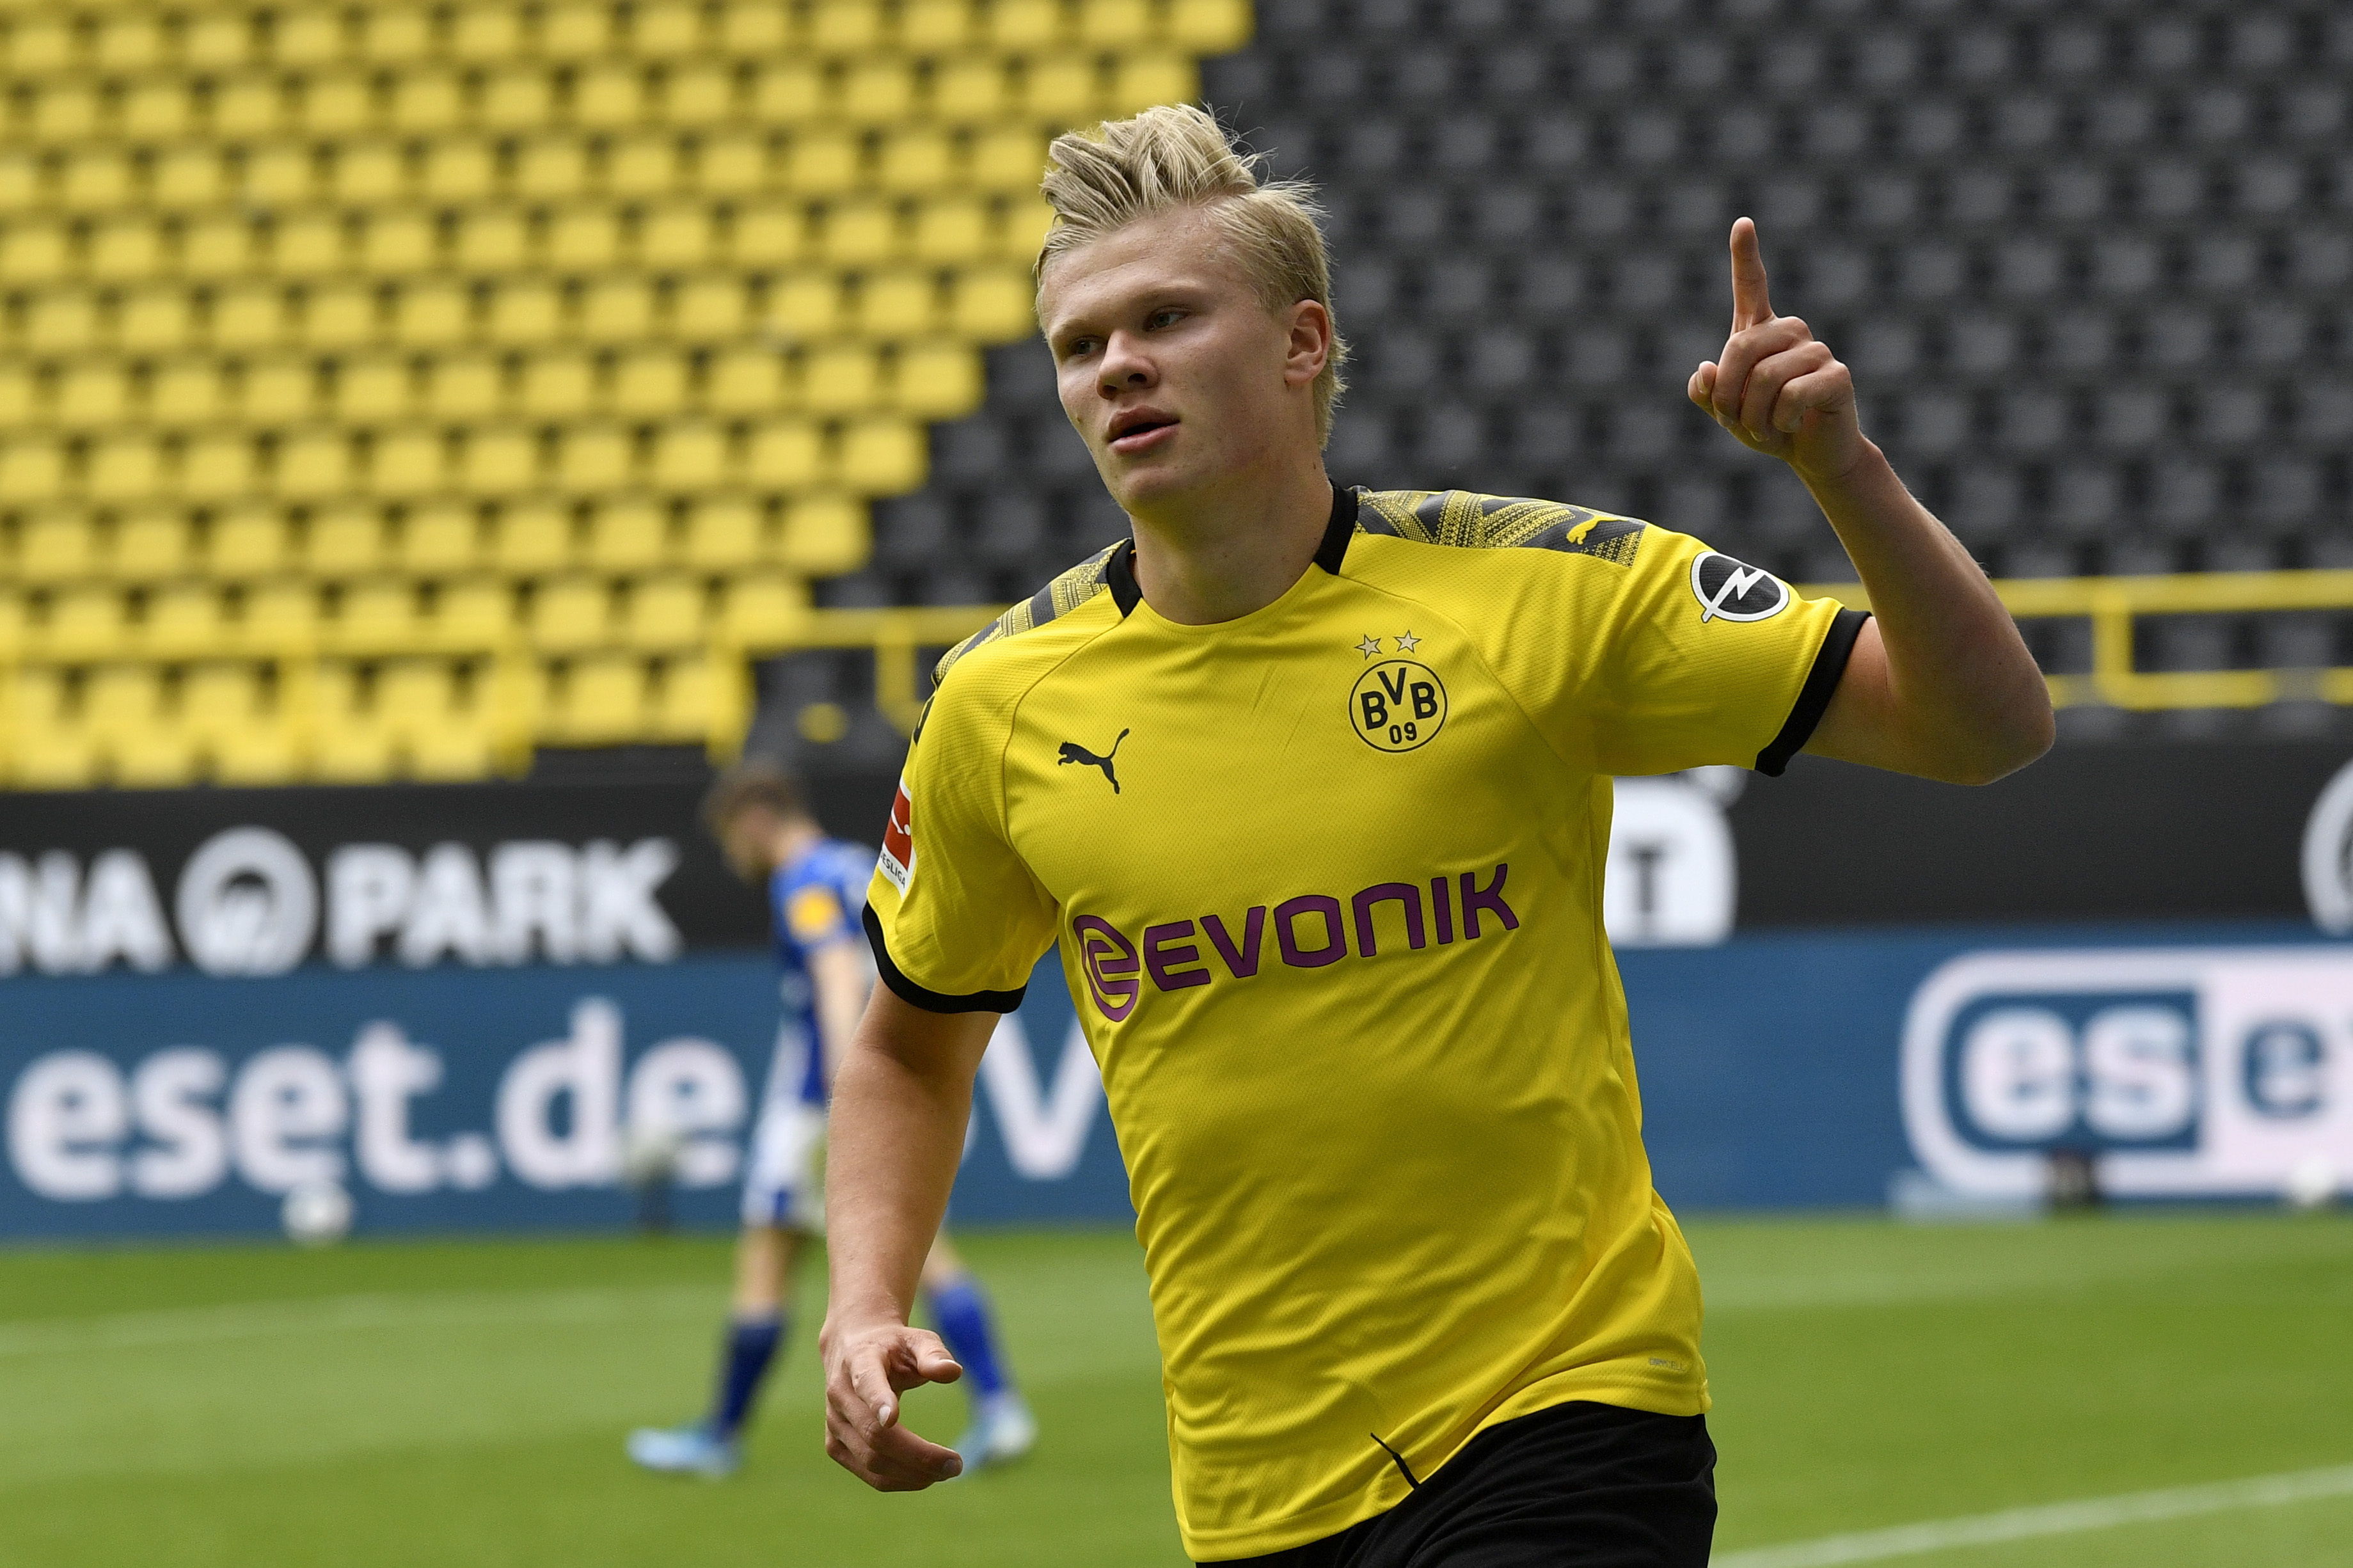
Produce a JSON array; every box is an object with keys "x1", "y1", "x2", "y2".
[{"x1": 1036, "y1": 104, "x2": 1349, "y2": 445}]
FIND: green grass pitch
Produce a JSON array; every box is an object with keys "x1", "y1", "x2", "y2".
[{"x1": 2, "y1": 1214, "x2": 2349, "y2": 1567}]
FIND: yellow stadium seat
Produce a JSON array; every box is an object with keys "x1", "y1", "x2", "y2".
[
  {"x1": 556, "y1": 654, "x2": 651, "y2": 743},
  {"x1": 995, "y1": 196, "x2": 1056, "y2": 260},
  {"x1": 336, "y1": 355, "x2": 413, "y2": 422},
  {"x1": 96, "y1": 15, "x2": 169, "y2": 73},
  {"x1": 861, "y1": 270, "x2": 942, "y2": 337},
  {"x1": 423, "y1": 353, "x2": 504, "y2": 419},
  {"x1": 765, "y1": 273, "x2": 847, "y2": 336},
  {"x1": 580, "y1": 279, "x2": 656, "y2": 343},
  {"x1": 311, "y1": 667, "x2": 397, "y2": 782},
  {"x1": 611, "y1": 138, "x2": 683, "y2": 200},
  {"x1": 111, "y1": 509, "x2": 196, "y2": 582},
  {"x1": 208, "y1": 505, "x2": 292, "y2": 578},
  {"x1": 183, "y1": 663, "x2": 265, "y2": 745},
  {"x1": 451, "y1": 5, "x2": 528, "y2": 61},
  {"x1": 487, "y1": 280, "x2": 565, "y2": 349},
  {"x1": 816, "y1": 199, "x2": 903, "y2": 266},
  {"x1": 54, "y1": 363, "x2": 129, "y2": 429},
  {"x1": 404, "y1": 503, "x2": 483, "y2": 574},
  {"x1": 673, "y1": 276, "x2": 750, "y2": 339},
  {"x1": 34, "y1": 83, "x2": 103, "y2": 145},
  {"x1": 86, "y1": 435, "x2": 165, "y2": 504},
  {"x1": 377, "y1": 658, "x2": 459, "y2": 733},
  {"x1": 89, "y1": 667, "x2": 193, "y2": 788},
  {"x1": 0, "y1": 363, "x2": 31, "y2": 425},
  {"x1": 356, "y1": 205, "x2": 434, "y2": 271},
  {"x1": 707, "y1": 347, "x2": 788, "y2": 415},
  {"x1": 721, "y1": 1, "x2": 793, "y2": 52},
  {"x1": 144, "y1": 583, "x2": 229, "y2": 660},
  {"x1": 0, "y1": 220, "x2": 68, "y2": 284},
  {"x1": 410, "y1": 713, "x2": 496, "y2": 780},
  {"x1": 17, "y1": 512, "x2": 97, "y2": 583},
  {"x1": 0, "y1": 436, "x2": 67, "y2": 503},
  {"x1": 914, "y1": 198, "x2": 992, "y2": 264},
  {"x1": 900, "y1": 0, "x2": 978, "y2": 52},
  {"x1": 681, "y1": 497, "x2": 768, "y2": 570},
  {"x1": 745, "y1": 420, "x2": 821, "y2": 487},
  {"x1": 1080, "y1": 0, "x2": 1155, "y2": 46},
  {"x1": 555, "y1": 424, "x2": 634, "y2": 491},
  {"x1": 585, "y1": 497, "x2": 670, "y2": 571},
  {"x1": 731, "y1": 204, "x2": 806, "y2": 265},
  {"x1": 697, "y1": 132, "x2": 770, "y2": 196},
  {"x1": 480, "y1": 68, "x2": 557, "y2": 132},
  {"x1": 531, "y1": 575, "x2": 614, "y2": 651},
  {"x1": 278, "y1": 429, "x2": 358, "y2": 502},
  {"x1": 458, "y1": 427, "x2": 541, "y2": 495},
  {"x1": 971, "y1": 127, "x2": 1049, "y2": 190},
  {"x1": 434, "y1": 578, "x2": 518, "y2": 649},
  {"x1": 0, "y1": 589, "x2": 23, "y2": 658},
  {"x1": 650, "y1": 422, "x2": 729, "y2": 489},
  {"x1": 649, "y1": 653, "x2": 732, "y2": 743},
  {"x1": 242, "y1": 357, "x2": 315, "y2": 424},
  {"x1": 88, "y1": 218, "x2": 164, "y2": 282},
  {"x1": 781, "y1": 131, "x2": 862, "y2": 196},
  {"x1": 892, "y1": 341, "x2": 985, "y2": 418},
  {"x1": 181, "y1": 433, "x2": 259, "y2": 502},
  {"x1": 809, "y1": 0, "x2": 886, "y2": 53},
  {"x1": 574, "y1": 64, "x2": 650, "y2": 130},
  {"x1": 242, "y1": 580, "x2": 323, "y2": 652},
  {"x1": 838, "y1": 58, "x2": 919, "y2": 125},
  {"x1": 836, "y1": 419, "x2": 926, "y2": 495},
  {"x1": 245, "y1": 145, "x2": 320, "y2": 209},
  {"x1": 622, "y1": 573, "x2": 707, "y2": 649},
  {"x1": 543, "y1": 1, "x2": 619, "y2": 59},
  {"x1": 1022, "y1": 54, "x2": 1103, "y2": 123},
  {"x1": 491, "y1": 502, "x2": 576, "y2": 574},
  {"x1": 780, "y1": 493, "x2": 869, "y2": 574},
  {"x1": 212, "y1": 285, "x2": 288, "y2": 352},
  {"x1": 662, "y1": 63, "x2": 738, "y2": 131},
  {"x1": 454, "y1": 210, "x2": 530, "y2": 273},
  {"x1": 10, "y1": 671, "x2": 99, "y2": 790},
  {"x1": 804, "y1": 345, "x2": 885, "y2": 414},
  {"x1": 1111, "y1": 52, "x2": 1200, "y2": 113},
  {"x1": 336, "y1": 577, "x2": 422, "y2": 653},
  {"x1": 751, "y1": 62, "x2": 827, "y2": 123},
  {"x1": 304, "y1": 283, "x2": 381, "y2": 350},
  {"x1": 370, "y1": 427, "x2": 448, "y2": 500},
  {"x1": 122, "y1": 81, "x2": 195, "y2": 142},
  {"x1": 612, "y1": 349, "x2": 691, "y2": 417},
  {"x1": 276, "y1": 12, "x2": 351, "y2": 67},
  {"x1": 393, "y1": 282, "x2": 471, "y2": 348},
  {"x1": 274, "y1": 213, "x2": 346, "y2": 278},
  {"x1": 989, "y1": 0, "x2": 1068, "y2": 48},
  {"x1": 301, "y1": 74, "x2": 376, "y2": 138},
  {"x1": 1167, "y1": 0, "x2": 1253, "y2": 50},
  {"x1": 948, "y1": 267, "x2": 1036, "y2": 340},
  {"x1": 44, "y1": 585, "x2": 133, "y2": 661},
  {"x1": 146, "y1": 359, "x2": 221, "y2": 425},
  {"x1": 210, "y1": 711, "x2": 303, "y2": 785},
  {"x1": 25, "y1": 291, "x2": 99, "y2": 354},
  {"x1": 306, "y1": 504, "x2": 388, "y2": 577},
  {"x1": 116, "y1": 285, "x2": 196, "y2": 354},
  {"x1": 519, "y1": 351, "x2": 595, "y2": 418},
  {"x1": 638, "y1": 203, "x2": 715, "y2": 270},
  {"x1": 390, "y1": 71, "x2": 465, "y2": 136},
  {"x1": 516, "y1": 138, "x2": 593, "y2": 201},
  {"x1": 719, "y1": 572, "x2": 808, "y2": 647},
  {"x1": 424, "y1": 139, "x2": 496, "y2": 205},
  {"x1": 155, "y1": 149, "x2": 230, "y2": 211}
]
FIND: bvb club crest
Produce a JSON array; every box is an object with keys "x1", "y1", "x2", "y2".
[{"x1": 1349, "y1": 659, "x2": 1447, "y2": 752}]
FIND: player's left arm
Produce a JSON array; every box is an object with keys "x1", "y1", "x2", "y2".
[
  {"x1": 807, "y1": 939, "x2": 871, "y2": 1089},
  {"x1": 1690, "y1": 218, "x2": 2054, "y2": 786}
]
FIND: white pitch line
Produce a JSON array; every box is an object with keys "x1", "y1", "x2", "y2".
[{"x1": 1714, "y1": 1463, "x2": 2353, "y2": 1568}]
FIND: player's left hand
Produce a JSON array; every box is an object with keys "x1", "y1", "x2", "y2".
[{"x1": 1688, "y1": 218, "x2": 1865, "y2": 484}]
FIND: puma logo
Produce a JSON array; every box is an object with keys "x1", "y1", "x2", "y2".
[{"x1": 1057, "y1": 729, "x2": 1130, "y2": 793}]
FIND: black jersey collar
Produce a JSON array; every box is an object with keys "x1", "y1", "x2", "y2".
[{"x1": 1105, "y1": 484, "x2": 1358, "y2": 619}]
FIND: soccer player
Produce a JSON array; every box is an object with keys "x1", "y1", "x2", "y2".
[
  {"x1": 820, "y1": 106, "x2": 2052, "y2": 1564},
  {"x1": 626, "y1": 762, "x2": 1033, "y2": 1479}
]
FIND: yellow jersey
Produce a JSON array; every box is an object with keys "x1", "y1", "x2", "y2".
[{"x1": 865, "y1": 487, "x2": 1864, "y2": 1560}]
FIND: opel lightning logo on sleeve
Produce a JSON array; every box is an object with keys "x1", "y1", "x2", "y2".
[{"x1": 1690, "y1": 551, "x2": 1790, "y2": 623}]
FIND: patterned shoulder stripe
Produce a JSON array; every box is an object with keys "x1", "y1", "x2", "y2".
[
  {"x1": 930, "y1": 542, "x2": 1122, "y2": 689},
  {"x1": 1355, "y1": 489, "x2": 1647, "y2": 566}
]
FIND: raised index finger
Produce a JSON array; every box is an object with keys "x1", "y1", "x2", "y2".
[{"x1": 1729, "y1": 216, "x2": 1773, "y2": 332}]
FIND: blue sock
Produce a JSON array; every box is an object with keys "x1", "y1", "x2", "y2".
[
  {"x1": 709, "y1": 1313, "x2": 784, "y2": 1440},
  {"x1": 926, "y1": 1278, "x2": 1011, "y2": 1402}
]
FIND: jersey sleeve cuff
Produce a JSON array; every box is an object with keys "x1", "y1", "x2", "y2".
[
  {"x1": 1754, "y1": 606, "x2": 1870, "y2": 777},
  {"x1": 862, "y1": 904, "x2": 1029, "y2": 1015}
]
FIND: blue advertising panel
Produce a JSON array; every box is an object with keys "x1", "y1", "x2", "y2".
[{"x1": 6, "y1": 923, "x2": 2349, "y2": 1239}]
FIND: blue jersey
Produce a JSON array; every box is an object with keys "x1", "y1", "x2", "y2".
[{"x1": 769, "y1": 837, "x2": 876, "y2": 1107}]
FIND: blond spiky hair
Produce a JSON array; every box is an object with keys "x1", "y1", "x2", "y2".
[{"x1": 1036, "y1": 104, "x2": 1349, "y2": 445}]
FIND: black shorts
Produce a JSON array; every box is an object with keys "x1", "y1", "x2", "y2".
[{"x1": 1200, "y1": 1401, "x2": 1716, "y2": 1568}]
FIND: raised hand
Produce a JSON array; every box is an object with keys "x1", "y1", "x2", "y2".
[
  {"x1": 1688, "y1": 218, "x2": 1863, "y2": 482},
  {"x1": 821, "y1": 1319, "x2": 966, "y2": 1489}
]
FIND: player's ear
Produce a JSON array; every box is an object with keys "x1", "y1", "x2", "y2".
[{"x1": 1283, "y1": 299, "x2": 1332, "y2": 386}]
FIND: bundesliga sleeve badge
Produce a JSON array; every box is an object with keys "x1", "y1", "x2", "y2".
[
  {"x1": 879, "y1": 775, "x2": 914, "y2": 891},
  {"x1": 1690, "y1": 551, "x2": 1791, "y2": 623}
]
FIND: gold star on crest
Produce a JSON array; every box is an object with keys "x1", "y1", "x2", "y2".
[{"x1": 1355, "y1": 634, "x2": 1382, "y2": 658}]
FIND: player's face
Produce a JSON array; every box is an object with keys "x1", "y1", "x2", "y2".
[
  {"x1": 1039, "y1": 206, "x2": 1323, "y2": 513},
  {"x1": 717, "y1": 805, "x2": 779, "y2": 882}
]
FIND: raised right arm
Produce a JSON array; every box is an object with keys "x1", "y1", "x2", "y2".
[{"x1": 818, "y1": 986, "x2": 996, "y2": 1490}]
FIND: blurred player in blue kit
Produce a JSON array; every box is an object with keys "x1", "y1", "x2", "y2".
[{"x1": 627, "y1": 762, "x2": 1035, "y2": 1478}]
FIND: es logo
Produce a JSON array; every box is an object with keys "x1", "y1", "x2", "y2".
[{"x1": 1350, "y1": 660, "x2": 1447, "y2": 752}]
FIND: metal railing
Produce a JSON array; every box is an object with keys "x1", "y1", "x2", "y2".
[{"x1": 1796, "y1": 570, "x2": 2353, "y2": 713}]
